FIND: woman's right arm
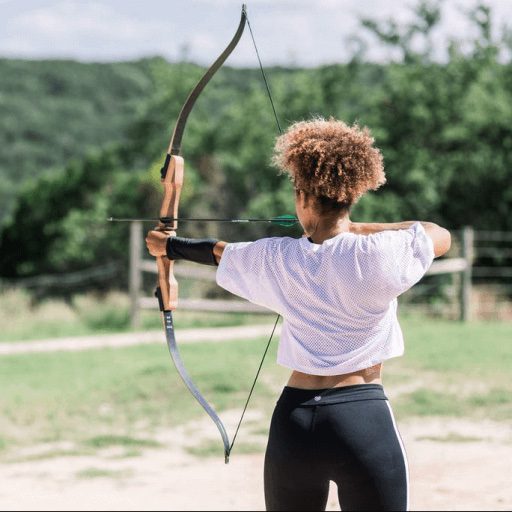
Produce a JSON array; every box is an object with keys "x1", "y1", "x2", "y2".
[{"x1": 349, "y1": 221, "x2": 451, "y2": 258}]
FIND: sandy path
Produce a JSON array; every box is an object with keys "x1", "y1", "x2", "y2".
[
  {"x1": 0, "y1": 324, "x2": 281, "y2": 355},
  {"x1": 0, "y1": 416, "x2": 510, "y2": 511}
]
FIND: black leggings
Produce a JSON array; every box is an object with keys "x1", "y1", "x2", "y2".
[{"x1": 264, "y1": 384, "x2": 408, "y2": 511}]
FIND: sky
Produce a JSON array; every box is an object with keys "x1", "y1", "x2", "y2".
[{"x1": 2, "y1": 0, "x2": 512, "y2": 66}]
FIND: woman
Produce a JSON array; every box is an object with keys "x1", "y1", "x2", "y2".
[{"x1": 146, "y1": 118, "x2": 451, "y2": 511}]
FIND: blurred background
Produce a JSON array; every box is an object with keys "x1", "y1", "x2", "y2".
[{"x1": 0, "y1": 0, "x2": 511, "y2": 510}]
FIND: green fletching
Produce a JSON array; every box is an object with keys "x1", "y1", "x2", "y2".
[{"x1": 270, "y1": 214, "x2": 299, "y2": 227}]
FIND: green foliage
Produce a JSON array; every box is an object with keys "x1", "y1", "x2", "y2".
[
  {"x1": 0, "y1": 58, "x2": 157, "y2": 224},
  {"x1": 0, "y1": 148, "x2": 144, "y2": 280},
  {"x1": 1, "y1": 2, "x2": 512, "y2": 286}
]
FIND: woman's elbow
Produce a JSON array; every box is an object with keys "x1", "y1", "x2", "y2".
[{"x1": 433, "y1": 227, "x2": 451, "y2": 258}]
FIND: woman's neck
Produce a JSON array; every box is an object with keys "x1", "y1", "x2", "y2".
[{"x1": 306, "y1": 215, "x2": 351, "y2": 244}]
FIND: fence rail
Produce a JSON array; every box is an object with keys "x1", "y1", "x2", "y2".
[
  {"x1": 401, "y1": 227, "x2": 512, "y2": 320},
  {"x1": 3, "y1": 224, "x2": 510, "y2": 322},
  {"x1": 2, "y1": 263, "x2": 119, "y2": 289}
]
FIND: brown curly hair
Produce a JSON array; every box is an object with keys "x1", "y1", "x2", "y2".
[{"x1": 273, "y1": 118, "x2": 385, "y2": 210}]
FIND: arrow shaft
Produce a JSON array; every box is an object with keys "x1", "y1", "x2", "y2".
[{"x1": 108, "y1": 216, "x2": 298, "y2": 225}]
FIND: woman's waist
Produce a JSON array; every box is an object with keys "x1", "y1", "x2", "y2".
[
  {"x1": 279, "y1": 381, "x2": 387, "y2": 407},
  {"x1": 286, "y1": 363, "x2": 382, "y2": 390}
]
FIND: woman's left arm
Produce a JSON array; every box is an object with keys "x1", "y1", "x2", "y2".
[
  {"x1": 145, "y1": 230, "x2": 228, "y2": 266},
  {"x1": 350, "y1": 221, "x2": 451, "y2": 258},
  {"x1": 147, "y1": 231, "x2": 280, "y2": 312}
]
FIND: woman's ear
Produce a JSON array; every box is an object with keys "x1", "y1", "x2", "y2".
[
  {"x1": 295, "y1": 189, "x2": 308, "y2": 207},
  {"x1": 295, "y1": 191, "x2": 305, "y2": 214}
]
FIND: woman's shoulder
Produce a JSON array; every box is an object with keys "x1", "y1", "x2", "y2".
[{"x1": 353, "y1": 222, "x2": 427, "y2": 252}]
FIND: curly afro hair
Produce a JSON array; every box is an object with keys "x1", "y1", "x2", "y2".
[{"x1": 273, "y1": 118, "x2": 385, "y2": 209}]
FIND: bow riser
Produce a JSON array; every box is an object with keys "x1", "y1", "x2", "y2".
[{"x1": 156, "y1": 155, "x2": 184, "y2": 312}]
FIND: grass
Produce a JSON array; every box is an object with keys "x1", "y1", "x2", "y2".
[
  {"x1": 0, "y1": 336, "x2": 289, "y2": 460},
  {"x1": 187, "y1": 440, "x2": 265, "y2": 458},
  {"x1": 398, "y1": 316, "x2": 512, "y2": 376},
  {"x1": 83, "y1": 435, "x2": 162, "y2": 450},
  {"x1": 416, "y1": 433, "x2": 484, "y2": 443},
  {"x1": 0, "y1": 289, "x2": 274, "y2": 342},
  {"x1": 76, "y1": 468, "x2": 133, "y2": 479},
  {"x1": 385, "y1": 316, "x2": 512, "y2": 420},
  {"x1": 0, "y1": 305, "x2": 510, "y2": 460}
]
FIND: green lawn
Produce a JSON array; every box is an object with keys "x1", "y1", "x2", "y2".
[
  {"x1": 0, "y1": 334, "x2": 288, "y2": 459},
  {"x1": 0, "y1": 315, "x2": 510, "y2": 460},
  {"x1": 387, "y1": 317, "x2": 512, "y2": 421}
]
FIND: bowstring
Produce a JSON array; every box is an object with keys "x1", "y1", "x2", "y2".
[
  {"x1": 229, "y1": 7, "x2": 284, "y2": 456},
  {"x1": 246, "y1": 12, "x2": 283, "y2": 135}
]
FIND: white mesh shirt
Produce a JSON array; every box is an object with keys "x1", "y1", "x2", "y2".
[{"x1": 216, "y1": 222, "x2": 435, "y2": 375}]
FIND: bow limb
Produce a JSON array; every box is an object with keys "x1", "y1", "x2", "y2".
[
  {"x1": 155, "y1": 155, "x2": 230, "y2": 462},
  {"x1": 155, "y1": 156, "x2": 231, "y2": 462},
  {"x1": 162, "y1": 310, "x2": 231, "y2": 463}
]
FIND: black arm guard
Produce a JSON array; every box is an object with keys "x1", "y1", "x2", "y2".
[{"x1": 166, "y1": 236, "x2": 219, "y2": 266}]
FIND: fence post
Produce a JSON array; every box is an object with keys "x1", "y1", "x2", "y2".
[
  {"x1": 129, "y1": 221, "x2": 143, "y2": 329},
  {"x1": 460, "y1": 226, "x2": 474, "y2": 322}
]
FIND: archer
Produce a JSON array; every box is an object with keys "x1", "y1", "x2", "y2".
[{"x1": 146, "y1": 117, "x2": 451, "y2": 511}]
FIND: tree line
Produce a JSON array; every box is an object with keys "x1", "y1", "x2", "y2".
[{"x1": 0, "y1": 2, "x2": 510, "y2": 292}]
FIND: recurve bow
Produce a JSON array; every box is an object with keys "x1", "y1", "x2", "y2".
[
  {"x1": 154, "y1": 6, "x2": 247, "y2": 464},
  {"x1": 154, "y1": 4, "x2": 282, "y2": 464}
]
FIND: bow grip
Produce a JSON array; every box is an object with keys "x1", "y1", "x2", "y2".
[
  {"x1": 156, "y1": 155, "x2": 184, "y2": 312},
  {"x1": 156, "y1": 254, "x2": 178, "y2": 312}
]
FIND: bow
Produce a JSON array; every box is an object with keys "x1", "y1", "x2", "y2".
[{"x1": 154, "y1": 4, "x2": 282, "y2": 464}]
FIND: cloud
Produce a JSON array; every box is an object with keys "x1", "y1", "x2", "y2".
[
  {"x1": 1, "y1": 0, "x2": 511, "y2": 65},
  {"x1": 2, "y1": 0, "x2": 166, "y2": 59}
]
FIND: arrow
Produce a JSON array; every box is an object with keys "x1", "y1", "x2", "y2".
[{"x1": 107, "y1": 214, "x2": 299, "y2": 227}]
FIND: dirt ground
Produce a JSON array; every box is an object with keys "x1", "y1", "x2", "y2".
[
  {"x1": 0, "y1": 414, "x2": 510, "y2": 511},
  {"x1": 1, "y1": 329, "x2": 511, "y2": 511}
]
